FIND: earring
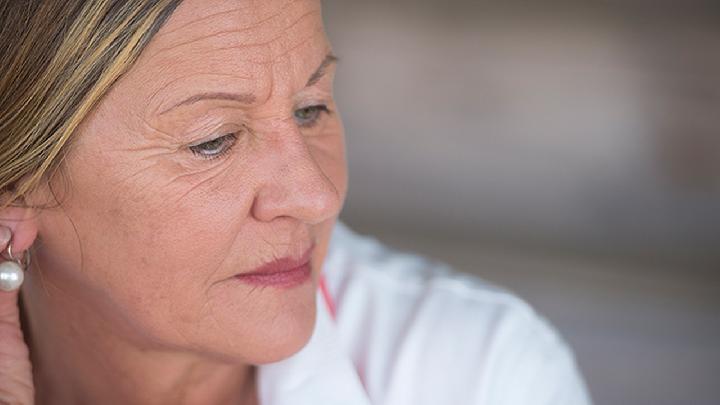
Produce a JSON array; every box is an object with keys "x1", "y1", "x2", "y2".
[{"x1": 0, "y1": 232, "x2": 30, "y2": 292}]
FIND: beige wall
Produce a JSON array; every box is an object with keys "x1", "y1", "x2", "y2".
[
  {"x1": 324, "y1": 0, "x2": 720, "y2": 261},
  {"x1": 323, "y1": 2, "x2": 720, "y2": 404}
]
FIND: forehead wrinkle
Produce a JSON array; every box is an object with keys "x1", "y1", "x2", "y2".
[
  {"x1": 153, "y1": 3, "x2": 255, "y2": 40},
  {"x1": 252, "y1": 0, "x2": 309, "y2": 22},
  {"x1": 143, "y1": 44, "x2": 262, "y2": 78},
  {"x1": 134, "y1": 10, "x2": 323, "y2": 110},
  {"x1": 266, "y1": 26, "x2": 326, "y2": 64},
  {"x1": 155, "y1": 0, "x2": 301, "y2": 42},
  {"x1": 186, "y1": 14, "x2": 324, "y2": 68},
  {"x1": 150, "y1": 11, "x2": 321, "y2": 70},
  {"x1": 145, "y1": 1, "x2": 317, "y2": 64},
  {"x1": 152, "y1": 26, "x2": 330, "y2": 117},
  {"x1": 253, "y1": 29, "x2": 329, "y2": 93},
  {"x1": 208, "y1": 9, "x2": 321, "y2": 56},
  {"x1": 207, "y1": 0, "x2": 301, "y2": 37},
  {"x1": 150, "y1": 26, "x2": 258, "y2": 60}
]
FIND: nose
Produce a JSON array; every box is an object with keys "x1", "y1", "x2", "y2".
[{"x1": 250, "y1": 125, "x2": 343, "y2": 225}]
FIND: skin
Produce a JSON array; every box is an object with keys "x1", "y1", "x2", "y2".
[{"x1": 0, "y1": 0, "x2": 347, "y2": 403}]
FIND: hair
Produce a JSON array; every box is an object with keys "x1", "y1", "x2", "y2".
[{"x1": 0, "y1": 0, "x2": 183, "y2": 211}]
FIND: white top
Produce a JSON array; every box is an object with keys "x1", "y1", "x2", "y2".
[{"x1": 258, "y1": 221, "x2": 593, "y2": 405}]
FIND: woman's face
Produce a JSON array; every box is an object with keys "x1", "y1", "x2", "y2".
[{"x1": 30, "y1": 0, "x2": 346, "y2": 363}]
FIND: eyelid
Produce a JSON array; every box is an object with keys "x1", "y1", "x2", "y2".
[
  {"x1": 295, "y1": 95, "x2": 331, "y2": 108},
  {"x1": 188, "y1": 132, "x2": 226, "y2": 148},
  {"x1": 294, "y1": 101, "x2": 332, "y2": 117},
  {"x1": 187, "y1": 124, "x2": 246, "y2": 147}
]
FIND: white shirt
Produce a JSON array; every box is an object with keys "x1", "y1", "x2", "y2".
[{"x1": 258, "y1": 221, "x2": 593, "y2": 405}]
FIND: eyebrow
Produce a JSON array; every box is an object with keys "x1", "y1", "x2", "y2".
[
  {"x1": 158, "y1": 52, "x2": 339, "y2": 116},
  {"x1": 306, "y1": 52, "x2": 339, "y2": 87},
  {"x1": 158, "y1": 92, "x2": 257, "y2": 115}
]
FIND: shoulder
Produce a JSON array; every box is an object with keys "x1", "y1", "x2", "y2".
[{"x1": 323, "y1": 221, "x2": 593, "y2": 405}]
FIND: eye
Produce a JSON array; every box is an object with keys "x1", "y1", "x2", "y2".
[
  {"x1": 188, "y1": 133, "x2": 239, "y2": 160},
  {"x1": 294, "y1": 104, "x2": 330, "y2": 128}
]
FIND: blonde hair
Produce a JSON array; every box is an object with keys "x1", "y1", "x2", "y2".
[{"x1": 0, "y1": 0, "x2": 182, "y2": 211}]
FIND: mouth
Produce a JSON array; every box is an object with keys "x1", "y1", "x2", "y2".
[{"x1": 232, "y1": 243, "x2": 315, "y2": 289}]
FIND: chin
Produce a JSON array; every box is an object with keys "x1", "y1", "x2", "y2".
[
  {"x1": 249, "y1": 304, "x2": 315, "y2": 365},
  {"x1": 243, "y1": 296, "x2": 318, "y2": 365},
  {"x1": 191, "y1": 280, "x2": 320, "y2": 365}
]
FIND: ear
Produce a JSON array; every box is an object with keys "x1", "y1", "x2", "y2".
[{"x1": 0, "y1": 203, "x2": 40, "y2": 255}]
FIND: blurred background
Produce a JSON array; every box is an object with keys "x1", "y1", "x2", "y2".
[{"x1": 322, "y1": 1, "x2": 720, "y2": 404}]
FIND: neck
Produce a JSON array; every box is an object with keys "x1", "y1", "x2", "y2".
[{"x1": 20, "y1": 274, "x2": 258, "y2": 405}]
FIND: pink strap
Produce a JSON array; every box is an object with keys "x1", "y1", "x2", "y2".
[{"x1": 319, "y1": 274, "x2": 337, "y2": 321}]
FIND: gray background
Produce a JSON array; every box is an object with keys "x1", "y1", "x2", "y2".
[{"x1": 323, "y1": 1, "x2": 720, "y2": 404}]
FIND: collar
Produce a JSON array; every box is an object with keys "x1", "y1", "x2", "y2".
[{"x1": 257, "y1": 277, "x2": 373, "y2": 405}]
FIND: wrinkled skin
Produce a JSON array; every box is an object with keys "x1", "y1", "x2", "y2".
[{"x1": 0, "y1": 0, "x2": 347, "y2": 403}]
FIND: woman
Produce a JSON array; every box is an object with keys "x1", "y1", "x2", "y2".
[{"x1": 0, "y1": 1, "x2": 592, "y2": 404}]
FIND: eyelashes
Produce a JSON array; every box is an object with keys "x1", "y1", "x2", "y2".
[
  {"x1": 294, "y1": 104, "x2": 330, "y2": 128},
  {"x1": 188, "y1": 104, "x2": 331, "y2": 161},
  {"x1": 189, "y1": 132, "x2": 239, "y2": 161}
]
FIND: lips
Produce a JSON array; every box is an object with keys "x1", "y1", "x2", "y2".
[{"x1": 240, "y1": 242, "x2": 315, "y2": 276}]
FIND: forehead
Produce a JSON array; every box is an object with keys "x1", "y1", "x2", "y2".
[{"x1": 120, "y1": 0, "x2": 328, "y2": 113}]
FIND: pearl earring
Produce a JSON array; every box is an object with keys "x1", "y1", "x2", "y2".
[{"x1": 0, "y1": 233, "x2": 30, "y2": 292}]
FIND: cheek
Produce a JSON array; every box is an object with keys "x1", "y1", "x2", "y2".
[
  {"x1": 49, "y1": 116, "x2": 345, "y2": 359},
  {"x1": 58, "y1": 142, "x2": 257, "y2": 338},
  {"x1": 61, "y1": 151, "x2": 318, "y2": 361},
  {"x1": 105, "y1": 167, "x2": 251, "y2": 302}
]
